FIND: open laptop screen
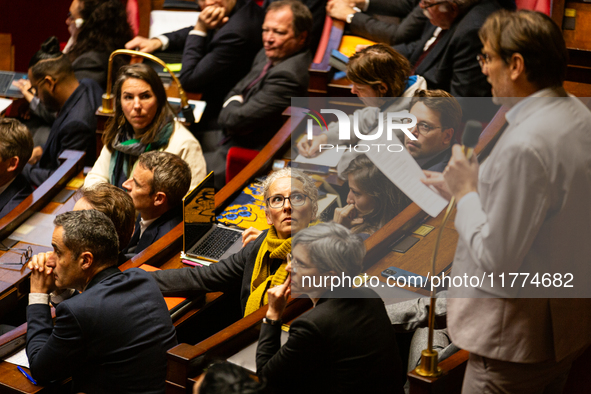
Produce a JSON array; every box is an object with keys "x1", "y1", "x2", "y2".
[{"x1": 183, "y1": 172, "x2": 215, "y2": 252}]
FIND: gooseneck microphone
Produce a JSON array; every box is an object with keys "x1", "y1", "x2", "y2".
[{"x1": 415, "y1": 120, "x2": 483, "y2": 378}]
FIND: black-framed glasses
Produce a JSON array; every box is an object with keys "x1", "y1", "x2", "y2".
[
  {"x1": 477, "y1": 53, "x2": 492, "y2": 68},
  {"x1": 402, "y1": 118, "x2": 443, "y2": 136},
  {"x1": 0, "y1": 245, "x2": 33, "y2": 266},
  {"x1": 266, "y1": 193, "x2": 308, "y2": 209},
  {"x1": 27, "y1": 78, "x2": 48, "y2": 97}
]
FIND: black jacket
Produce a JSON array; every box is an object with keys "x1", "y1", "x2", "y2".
[
  {"x1": 256, "y1": 287, "x2": 405, "y2": 394},
  {"x1": 0, "y1": 173, "x2": 33, "y2": 220}
]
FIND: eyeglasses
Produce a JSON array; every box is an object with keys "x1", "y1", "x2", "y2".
[
  {"x1": 402, "y1": 118, "x2": 443, "y2": 136},
  {"x1": 27, "y1": 79, "x2": 48, "y2": 97},
  {"x1": 266, "y1": 193, "x2": 308, "y2": 209},
  {"x1": 0, "y1": 245, "x2": 33, "y2": 267},
  {"x1": 420, "y1": 0, "x2": 448, "y2": 9},
  {"x1": 477, "y1": 53, "x2": 492, "y2": 68}
]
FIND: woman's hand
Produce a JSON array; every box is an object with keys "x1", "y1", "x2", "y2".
[
  {"x1": 421, "y1": 170, "x2": 452, "y2": 201},
  {"x1": 333, "y1": 204, "x2": 364, "y2": 228},
  {"x1": 266, "y1": 275, "x2": 291, "y2": 321},
  {"x1": 297, "y1": 134, "x2": 327, "y2": 158},
  {"x1": 28, "y1": 147, "x2": 43, "y2": 165},
  {"x1": 242, "y1": 227, "x2": 262, "y2": 247}
]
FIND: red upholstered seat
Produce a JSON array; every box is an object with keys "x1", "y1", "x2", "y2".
[
  {"x1": 515, "y1": 0, "x2": 550, "y2": 14},
  {"x1": 226, "y1": 147, "x2": 260, "y2": 184}
]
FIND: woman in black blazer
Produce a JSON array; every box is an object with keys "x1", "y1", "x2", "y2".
[{"x1": 256, "y1": 222, "x2": 405, "y2": 394}]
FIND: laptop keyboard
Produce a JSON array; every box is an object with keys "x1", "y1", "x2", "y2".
[
  {"x1": 0, "y1": 73, "x2": 12, "y2": 93},
  {"x1": 188, "y1": 227, "x2": 242, "y2": 260}
]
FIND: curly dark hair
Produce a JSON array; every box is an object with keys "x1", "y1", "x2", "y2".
[{"x1": 68, "y1": 0, "x2": 133, "y2": 61}]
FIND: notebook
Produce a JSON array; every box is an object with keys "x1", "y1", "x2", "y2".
[
  {"x1": 0, "y1": 71, "x2": 27, "y2": 98},
  {"x1": 183, "y1": 172, "x2": 244, "y2": 263}
]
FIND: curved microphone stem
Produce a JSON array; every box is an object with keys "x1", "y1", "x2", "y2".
[
  {"x1": 415, "y1": 145, "x2": 475, "y2": 377},
  {"x1": 99, "y1": 49, "x2": 194, "y2": 123}
]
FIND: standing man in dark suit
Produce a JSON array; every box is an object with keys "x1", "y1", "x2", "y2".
[
  {"x1": 26, "y1": 210, "x2": 177, "y2": 394},
  {"x1": 0, "y1": 119, "x2": 34, "y2": 220},
  {"x1": 121, "y1": 151, "x2": 192, "y2": 257},
  {"x1": 22, "y1": 37, "x2": 103, "y2": 187},
  {"x1": 257, "y1": 222, "x2": 405, "y2": 394},
  {"x1": 126, "y1": 0, "x2": 264, "y2": 130},
  {"x1": 206, "y1": 0, "x2": 313, "y2": 189},
  {"x1": 394, "y1": 0, "x2": 502, "y2": 97}
]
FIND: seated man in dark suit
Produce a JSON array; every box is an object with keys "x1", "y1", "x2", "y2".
[
  {"x1": 257, "y1": 222, "x2": 405, "y2": 394},
  {"x1": 122, "y1": 151, "x2": 192, "y2": 257},
  {"x1": 326, "y1": 0, "x2": 428, "y2": 45},
  {"x1": 0, "y1": 119, "x2": 34, "y2": 220},
  {"x1": 126, "y1": 0, "x2": 264, "y2": 130},
  {"x1": 26, "y1": 210, "x2": 177, "y2": 393},
  {"x1": 206, "y1": 0, "x2": 313, "y2": 189},
  {"x1": 404, "y1": 89, "x2": 461, "y2": 171},
  {"x1": 22, "y1": 37, "x2": 103, "y2": 187},
  {"x1": 394, "y1": 0, "x2": 503, "y2": 97}
]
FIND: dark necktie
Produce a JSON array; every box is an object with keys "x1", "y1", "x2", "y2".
[{"x1": 243, "y1": 60, "x2": 273, "y2": 96}]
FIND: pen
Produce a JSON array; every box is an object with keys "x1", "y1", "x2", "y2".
[{"x1": 17, "y1": 366, "x2": 37, "y2": 385}]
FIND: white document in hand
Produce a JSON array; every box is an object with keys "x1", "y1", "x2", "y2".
[{"x1": 365, "y1": 135, "x2": 448, "y2": 217}]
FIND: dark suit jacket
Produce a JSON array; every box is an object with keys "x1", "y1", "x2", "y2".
[
  {"x1": 72, "y1": 50, "x2": 110, "y2": 90},
  {"x1": 165, "y1": 0, "x2": 263, "y2": 129},
  {"x1": 420, "y1": 145, "x2": 452, "y2": 172},
  {"x1": 394, "y1": 0, "x2": 502, "y2": 97},
  {"x1": 256, "y1": 287, "x2": 405, "y2": 394},
  {"x1": 218, "y1": 48, "x2": 312, "y2": 149},
  {"x1": 22, "y1": 78, "x2": 103, "y2": 187},
  {"x1": 26, "y1": 267, "x2": 178, "y2": 394},
  {"x1": 123, "y1": 205, "x2": 183, "y2": 258},
  {"x1": 0, "y1": 174, "x2": 33, "y2": 220},
  {"x1": 151, "y1": 230, "x2": 281, "y2": 313},
  {"x1": 350, "y1": 0, "x2": 428, "y2": 45}
]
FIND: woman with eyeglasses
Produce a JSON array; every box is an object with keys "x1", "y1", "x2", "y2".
[
  {"x1": 297, "y1": 43, "x2": 426, "y2": 178},
  {"x1": 256, "y1": 222, "x2": 405, "y2": 394},
  {"x1": 149, "y1": 168, "x2": 319, "y2": 317},
  {"x1": 334, "y1": 154, "x2": 409, "y2": 236}
]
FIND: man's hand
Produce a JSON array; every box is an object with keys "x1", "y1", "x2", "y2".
[
  {"x1": 28, "y1": 147, "x2": 43, "y2": 165},
  {"x1": 195, "y1": 6, "x2": 228, "y2": 33},
  {"x1": 326, "y1": 0, "x2": 357, "y2": 21},
  {"x1": 421, "y1": 170, "x2": 452, "y2": 201},
  {"x1": 297, "y1": 134, "x2": 327, "y2": 158},
  {"x1": 333, "y1": 204, "x2": 363, "y2": 229},
  {"x1": 28, "y1": 252, "x2": 57, "y2": 294},
  {"x1": 12, "y1": 79, "x2": 34, "y2": 103},
  {"x1": 442, "y1": 145, "x2": 479, "y2": 201},
  {"x1": 125, "y1": 36, "x2": 163, "y2": 53},
  {"x1": 266, "y1": 275, "x2": 291, "y2": 321},
  {"x1": 242, "y1": 227, "x2": 263, "y2": 247}
]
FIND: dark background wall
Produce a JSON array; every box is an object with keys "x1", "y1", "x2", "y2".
[{"x1": 0, "y1": 0, "x2": 71, "y2": 72}]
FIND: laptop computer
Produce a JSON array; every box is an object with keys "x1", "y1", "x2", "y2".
[
  {"x1": 0, "y1": 71, "x2": 27, "y2": 98},
  {"x1": 183, "y1": 172, "x2": 244, "y2": 263}
]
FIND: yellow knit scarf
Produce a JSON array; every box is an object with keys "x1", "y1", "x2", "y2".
[{"x1": 244, "y1": 227, "x2": 291, "y2": 316}]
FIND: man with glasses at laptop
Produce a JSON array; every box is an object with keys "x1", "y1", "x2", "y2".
[
  {"x1": 121, "y1": 151, "x2": 192, "y2": 258},
  {"x1": 150, "y1": 168, "x2": 318, "y2": 317}
]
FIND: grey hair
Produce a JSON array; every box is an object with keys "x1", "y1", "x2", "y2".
[
  {"x1": 54, "y1": 210, "x2": 119, "y2": 267},
  {"x1": 261, "y1": 167, "x2": 318, "y2": 219},
  {"x1": 292, "y1": 222, "x2": 365, "y2": 276}
]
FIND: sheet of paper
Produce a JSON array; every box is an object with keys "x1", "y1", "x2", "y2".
[
  {"x1": 149, "y1": 11, "x2": 199, "y2": 38},
  {"x1": 10, "y1": 213, "x2": 56, "y2": 247},
  {"x1": 365, "y1": 135, "x2": 448, "y2": 217},
  {"x1": 4, "y1": 348, "x2": 29, "y2": 368},
  {"x1": 0, "y1": 98, "x2": 13, "y2": 114},
  {"x1": 167, "y1": 98, "x2": 206, "y2": 123},
  {"x1": 227, "y1": 330, "x2": 289, "y2": 373},
  {"x1": 294, "y1": 148, "x2": 345, "y2": 167}
]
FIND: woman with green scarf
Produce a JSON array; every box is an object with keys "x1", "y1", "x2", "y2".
[
  {"x1": 85, "y1": 63, "x2": 206, "y2": 190},
  {"x1": 149, "y1": 168, "x2": 318, "y2": 317}
]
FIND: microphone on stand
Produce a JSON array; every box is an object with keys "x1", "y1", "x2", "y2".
[{"x1": 414, "y1": 120, "x2": 482, "y2": 378}]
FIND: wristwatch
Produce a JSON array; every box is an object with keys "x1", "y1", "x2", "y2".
[{"x1": 263, "y1": 317, "x2": 283, "y2": 326}]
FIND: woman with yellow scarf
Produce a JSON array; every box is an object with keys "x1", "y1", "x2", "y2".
[{"x1": 150, "y1": 168, "x2": 318, "y2": 317}]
